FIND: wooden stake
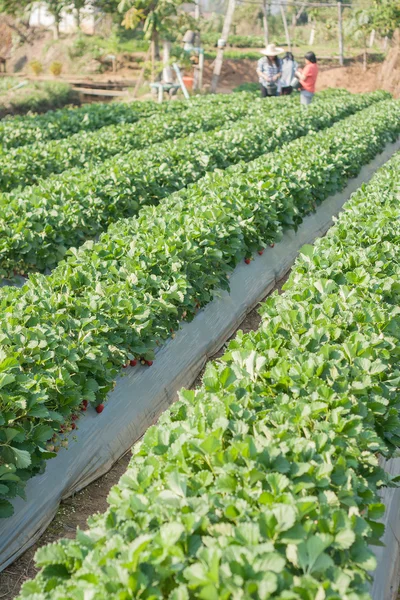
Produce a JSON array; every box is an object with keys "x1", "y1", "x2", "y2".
[
  {"x1": 262, "y1": 0, "x2": 269, "y2": 47},
  {"x1": 338, "y1": 1, "x2": 344, "y2": 66},
  {"x1": 280, "y1": 1, "x2": 291, "y2": 52},
  {"x1": 211, "y1": 0, "x2": 235, "y2": 93}
]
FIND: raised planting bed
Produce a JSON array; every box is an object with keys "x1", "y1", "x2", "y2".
[
  {"x1": 0, "y1": 104, "x2": 399, "y2": 570},
  {"x1": 0, "y1": 91, "x2": 269, "y2": 192},
  {"x1": 0, "y1": 91, "x2": 389, "y2": 278},
  {"x1": 13, "y1": 148, "x2": 400, "y2": 600}
]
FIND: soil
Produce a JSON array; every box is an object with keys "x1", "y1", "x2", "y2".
[
  {"x1": 0, "y1": 273, "x2": 289, "y2": 600},
  {"x1": 203, "y1": 57, "x2": 400, "y2": 98}
]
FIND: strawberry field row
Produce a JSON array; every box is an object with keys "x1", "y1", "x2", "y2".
[
  {"x1": 0, "y1": 91, "x2": 278, "y2": 192},
  {"x1": 16, "y1": 147, "x2": 400, "y2": 600},
  {"x1": 0, "y1": 90, "x2": 265, "y2": 151},
  {"x1": 0, "y1": 98, "x2": 163, "y2": 151},
  {"x1": 0, "y1": 90, "x2": 388, "y2": 278},
  {"x1": 0, "y1": 99, "x2": 399, "y2": 518}
]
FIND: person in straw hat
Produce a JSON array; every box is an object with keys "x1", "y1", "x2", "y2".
[{"x1": 256, "y1": 43, "x2": 284, "y2": 98}]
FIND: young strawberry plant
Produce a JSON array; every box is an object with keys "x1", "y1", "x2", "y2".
[
  {"x1": 16, "y1": 150, "x2": 400, "y2": 600},
  {"x1": 0, "y1": 92, "x2": 264, "y2": 192},
  {"x1": 0, "y1": 90, "x2": 388, "y2": 277},
  {"x1": 0, "y1": 99, "x2": 163, "y2": 150},
  {"x1": 0, "y1": 90, "x2": 272, "y2": 151},
  {"x1": 0, "y1": 100, "x2": 399, "y2": 518}
]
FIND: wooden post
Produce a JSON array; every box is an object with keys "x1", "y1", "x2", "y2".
[
  {"x1": 369, "y1": 29, "x2": 375, "y2": 48},
  {"x1": 211, "y1": 0, "x2": 235, "y2": 93},
  {"x1": 383, "y1": 36, "x2": 388, "y2": 51},
  {"x1": 198, "y1": 50, "x2": 204, "y2": 90},
  {"x1": 193, "y1": 0, "x2": 202, "y2": 91},
  {"x1": 262, "y1": 0, "x2": 269, "y2": 48},
  {"x1": 194, "y1": 0, "x2": 200, "y2": 21},
  {"x1": 309, "y1": 21, "x2": 316, "y2": 46},
  {"x1": 338, "y1": 0, "x2": 344, "y2": 66},
  {"x1": 280, "y1": 1, "x2": 291, "y2": 52}
]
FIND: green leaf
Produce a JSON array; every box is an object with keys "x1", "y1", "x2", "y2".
[{"x1": 0, "y1": 499, "x2": 14, "y2": 518}]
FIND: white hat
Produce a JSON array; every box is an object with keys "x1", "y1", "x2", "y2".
[{"x1": 260, "y1": 43, "x2": 284, "y2": 57}]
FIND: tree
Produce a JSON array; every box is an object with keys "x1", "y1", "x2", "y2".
[
  {"x1": 45, "y1": 0, "x2": 67, "y2": 39},
  {"x1": 0, "y1": 0, "x2": 33, "y2": 42},
  {"x1": 118, "y1": 0, "x2": 188, "y2": 80},
  {"x1": 348, "y1": 9, "x2": 373, "y2": 70},
  {"x1": 71, "y1": 0, "x2": 87, "y2": 29},
  {"x1": 370, "y1": 0, "x2": 400, "y2": 40}
]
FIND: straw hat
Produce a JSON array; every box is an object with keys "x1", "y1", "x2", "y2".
[{"x1": 260, "y1": 43, "x2": 284, "y2": 57}]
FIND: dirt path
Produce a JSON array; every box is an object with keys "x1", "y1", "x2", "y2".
[{"x1": 0, "y1": 274, "x2": 289, "y2": 600}]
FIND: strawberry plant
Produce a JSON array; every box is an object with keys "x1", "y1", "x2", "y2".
[
  {"x1": 0, "y1": 99, "x2": 165, "y2": 150},
  {"x1": 0, "y1": 92, "x2": 264, "y2": 192},
  {"x1": 0, "y1": 90, "x2": 272, "y2": 152},
  {"x1": 16, "y1": 150, "x2": 400, "y2": 599},
  {"x1": 0, "y1": 91, "x2": 389, "y2": 277},
  {"x1": 0, "y1": 100, "x2": 399, "y2": 518}
]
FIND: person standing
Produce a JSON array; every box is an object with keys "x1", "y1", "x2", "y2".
[
  {"x1": 256, "y1": 43, "x2": 284, "y2": 98},
  {"x1": 295, "y1": 51, "x2": 318, "y2": 105},
  {"x1": 280, "y1": 52, "x2": 298, "y2": 95}
]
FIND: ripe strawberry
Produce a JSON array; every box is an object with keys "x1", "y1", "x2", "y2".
[
  {"x1": 80, "y1": 405, "x2": 87, "y2": 412},
  {"x1": 130, "y1": 359, "x2": 137, "y2": 367},
  {"x1": 71, "y1": 414, "x2": 78, "y2": 421},
  {"x1": 270, "y1": 243, "x2": 275, "y2": 248},
  {"x1": 82, "y1": 400, "x2": 88, "y2": 408},
  {"x1": 123, "y1": 362, "x2": 128, "y2": 368},
  {"x1": 71, "y1": 423, "x2": 77, "y2": 430},
  {"x1": 258, "y1": 249, "x2": 264, "y2": 255},
  {"x1": 95, "y1": 404, "x2": 105, "y2": 414},
  {"x1": 244, "y1": 258, "x2": 251, "y2": 265},
  {"x1": 146, "y1": 360, "x2": 153, "y2": 367}
]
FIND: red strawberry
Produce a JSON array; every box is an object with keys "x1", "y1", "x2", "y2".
[
  {"x1": 244, "y1": 258, "x2": 251, "y2": 265},
  {"x1": 270, "y1": 243, "x2": 275, "y2": 248},
  {"x1": 82, "y1": 400, "x2": 88, "y2": 407},
  {"x1": 80, "y1": 405, "x2": 87, "y2": 412},
  {"x1": 71, "y1": 414, "x2": 78, "y2": 421},
  {"x1": 258, "y1": 249, "x2": 264, "y2": 255},
  {"x1": 130, "y1": 359, "x2": 137, "y2": 367},
  {"x1": 146, "y1": 360, "x2": 153, "y2": 367},
  {"x1": 95, "y1": 404, "x2": 105, "y2": 414},
  {"x1": 71, "y1": 423, "x2": 77, "y2": 430},
  {"x1": 123, "y1": 363, "x2": 128, "y2": 368}
]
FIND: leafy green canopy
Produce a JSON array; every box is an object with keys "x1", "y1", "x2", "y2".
[
  {"x1": 0, "y1": 99, "x2": 399, "y2": 518},
  {"x1": 0, "y1": 91, "x2": 260, "y2": 192},
  {"x1": 17, "y1": 148, "x2": 400, "y2": 600},
  {"x1": 370, "y1": 0, "x2": 400, "y2": 39},
  {"x1": 0, "y1": 91, "x2": 389, "y2": 277},
  {"x1": 0, "y1": 98, "x2": 167, "y2": 150}
]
